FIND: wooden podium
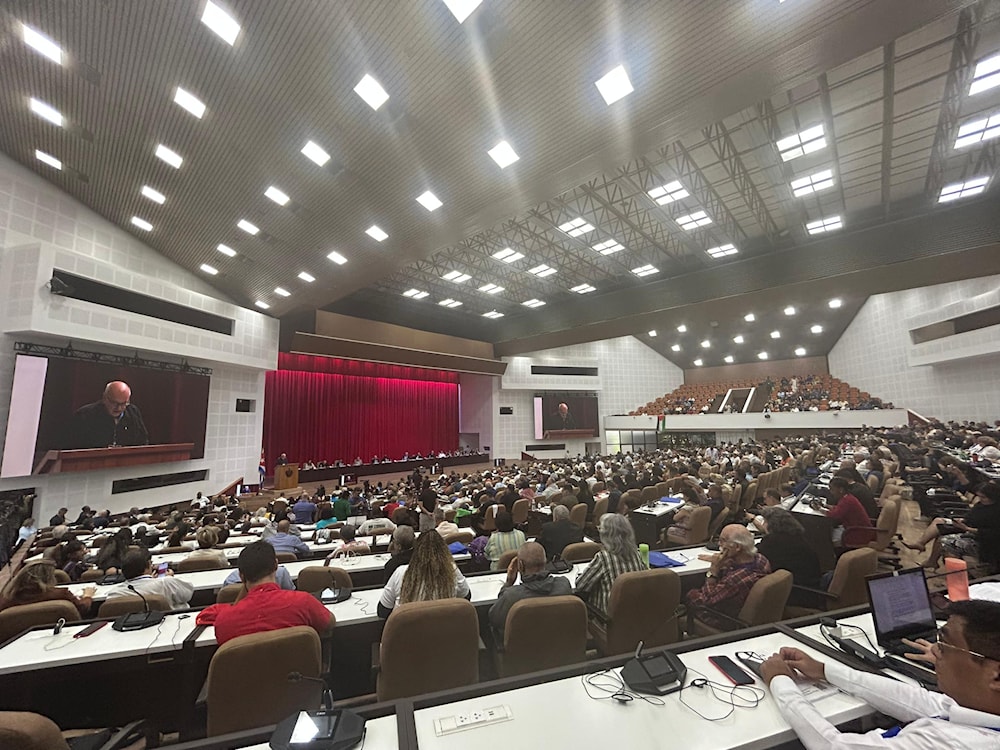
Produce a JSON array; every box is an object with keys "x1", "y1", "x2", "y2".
[
  {"x1": 543, "y1": 429, "x2": 597, "y2": 439},
  {"x1": 33, "y1": 443, "x2": 194, "y2": 474},
  {"x1": 274, "y1": 463, "x2": 299, "y2": 490}
]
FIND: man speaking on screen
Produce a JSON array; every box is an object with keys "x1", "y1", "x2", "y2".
[
  {"x1": 67, "y1": 381, "x2": 150, "y2": 449},
  {"x1": 552, "y1": 402, "x2": 576, "y2": 429}
]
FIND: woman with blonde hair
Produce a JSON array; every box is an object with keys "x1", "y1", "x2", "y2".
[
  {"x1": 182, "y1": 526, "x2": 229, "y2": 567},
  {"x1": 376, "y1": 530, "x2": 469, "y2": 618},
  {"x1": 0, "y1": 560, "x2": 95, "y2": 616}
]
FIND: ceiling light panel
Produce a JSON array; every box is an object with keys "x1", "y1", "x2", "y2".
[
  {"x1": 416, "y1": 190, "x2": 443, "y2": 211},
  {"x1": 770, "y1": 330, "x2": 781, "y2": 339},
  {"x1": 199, "y1": 263, "x2": 218, "y2": 275},
  {"x1": 438, "y1": 298, "x2": 462, "y2": 308},
  {"x1": 22, "y1": 24, "x2": 63, "y2": 64},
  {"x1": 676, "y1": 210, "x2": 712, "y2": 230},
  {"x1": 301, "y1": 140, "x2": 330, "y2": 166},
  {"x1": 795, "y1": 347, "x2": 807, "y2": 356},
  {"x1": 488, "y1": 140, "x2": 519, "y2": 168},
  {"x1": 255, "y1": 301, "x2": 270, "y2": 310},
  {"x1": 954, "y1": 112, "x2": 1000, "y2": 149},
  {"x1": 201, "y1": 1, "x2": 241, "y2": 45},
  {"x1": 677, "y1": 325, "x2": 687, "y2": 333},
  {"x1": 155, "y1": 144, "x2": 183, "y2": 169},
  {"x1": 354, "y1": 74, "x2": 389, "y2": 110},
  {"x1": 784, "y1": 306, "x2": 796, "y2": 316},
  {"x1": 757, "y1": 352, "x2": 769, "y2": 360},
  {"x1": 442, "y1": 270, "x2": 471, "y2": 283},
  {"x1": 366, "y1": 225, "x2": 388, "y2": 242},
  {"x1": 724, "y1": 355, "x2": 734, "y2": 364},
  {"x1": 237, "y1": 219, "x2": 259, "y2": 235},
  {"x1": 700, "y1": 340, "x2": 711, "y2": 348},
  {"x1": 141, "y1": 185, "x2": 165, "y2": 204},
  {"x1": 528, "y1": 264, "x2": 556, "y2": 278},
  {"x1": 648, "y1": 330, "x2": 657, "y2": 337},
  {"x1": 693, "y1": 359, "x2": 703, "y2": 367},
  {"x1": 558, "y1": 217, "x2": 595, "y2": 237},
  {"x1": 971, "y1": 53, "x2": 1000, "y2": 95},
  {"x1": 828, "y1": 298, "x2": 842, "y2": 308},
  {"x1": 173, "y1": 87, "x2": 206, "y2": 118},
  {"x1": 35, "y1": 150, "x2": 61, "y2": 170},
  {"x1": 594, "y1": 65, "x2": 634, "y2": 105},
  {"x1": 483, "y1": 310, "x2": 504, "y2": 319},
  {"x1": 298, "y1": 272, "x2": 315, "y2": 283},
  {"x1": 744, "y1": 313, "x2": 755, "y2": 322},
  {"x1": 671, "y1": 344, "x2": 681, "y2": 352},
  {"x1": 733, "y1": 335, "x2": 744, "y2": 344},
  {"x1": 522, "y1": 299, "x2": 545, "y2": 308},
  {"x1": 130, "y1": 217, "x2": 152, "y2": 231},
  {"x1": 493, "y1": 248, "x2": 524, "y2": 263},
  {"x1": 647, "y1": 180, "x2": 689, "y2": 205},
  {"x1": 571, "y1": 283, "x2": 596, "y2": 294},
  {"x1": 810, "y1": 324, "x2": 823, "y2": 334},
  {"x1": 631, "y1": 264, "x2": 658, "y2": 277},
  {"x1": 403, "y1": 289, "x2": 429, "y2": 299},
  {"x1": 706, "y1": 243, "x2": 738, "y2": 259},
  {"x1": 29, "y1": 98, "x2": 63, "y2": 127},
  {"x1": 592, "y1": 239, "x2": 624, "y2": 255},
  {"x1": 806, "y1": 215, "x2": 842, "y2": 235},
  {"x1": 478, "y1": 283, "x2": 504, "y2": 294},
  {"x1": 791, "y1": 169, "x2": 835, "y2": 197},
  {"x1": 938, "y1": 177, "x2": 989, "y2": 203},
  {"x1": 776, "y1": 125, "x2": 826, "y2": 161},
  {"x1": 275, "y1": 287, "x2": 291, "y2": 297},
  {"x1": 442, "y1": 0, "x2": 483, "y2": 23},
  {"x1": 326, "y1": 250, "x2": 348, "y2": 265},
  {"x1": 264, "y1": 186, "x2": 290, "y2": 205},
  {"x1": 217, "y1": 244, "x2": 237, "y2": 257}
]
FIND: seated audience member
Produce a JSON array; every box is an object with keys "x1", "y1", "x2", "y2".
[
  {"x1": 687, "y1": 525, "x2": 771, "y2": 626},
  {"x1": 106, "y1": 548, "x2": 194, "y2": 610},
  {"x1": 755, "y1": 507, "x2": 822, "y2": 605},
  {"x1": 94, "y1": 529, "x2": 131, "y2": 574},
  {"x1": 291, "y1": 494, "x2": 317, "y2": 525},
  {"x1": 196, "y1": 542, "x2": 334, "y2": 644},
  {"x1": 134, "y1": 525, "x2": 161, "y2": 549},
  {"x1": 665, "y1": 486, "x2": 706, "y2": 541},
  {"x1": 383, "y1": 525, "x2": 416, "y2": 583},
  {"x1": 55, "y1": 539, "x2": 91, "y2": 581},
  {"x1": 261, "y1": 512, "x2": 302, "y2": 540},
  {"x1": 616, "y1": 492, "x2": 641, "y2": 516},
  {"x1": 92, "y1": 510, "x2": 112, "y2": 529},
  {"x1": 904, "y1": 480, "x2": 1000, "y2": 569},
  {"x1": 488, "y1": 541, "x2": 573, "y2": 644},
  {"x1": 332, "y1": 492, "x2": 351, "y2": 522},
  {"x1": 706, "y1": 484, "x2": 727, "y2": 522},
  {"x1": 747, "y1": 488, "x2": 782, "y2": 532},
  {"x1": 378, "y1": 531, "x2": 470, "y2": 619},
  {"x1": 17, "y1": 517, "x2": 37, "y2": 542},
  {"x1": 223, "y1": 563, "x2": 295, "y2": 591},
  {"x1": 265, "y1": 519, "x2": 311, "y2": 558},
  {"x1": 538, "y1": 504, "x2": 584, "y2": 560},
  {"x1": 835, "y1": 466, "x2": 879, "y2": 520},
  {"x1": 182, "y1": 526, "x2": 229, "y2": 567},
  {"x1": 0, "y1": 560, "x2": 95, "y2": 616},
  {"x1": 417, "y1": 487, "x2": 438, "y2": 532},
  {"x1": 325, "y1": 524, "x2": 370, "y2": 560},
  {"x1": 358, "y1": 516, "x2": 396, "y2": 536},
  {"x1": 823, "y1": 477, "x2": 873, "y2": 549},
  {"x1": 49, "y1": 507, "x2": 68, "y2": 527},
  {"x1": 574, "y1": 514, "x2": 646, "y2": 622},
  {"x1": 314, "y1": 507, "x2": 337, "y2": 530},
  {"x1": 762, "y1": 599, "x2": 1000, "y2": 747},
  {"x1": 433, "y1": 508, "x2": 459, "y2": 539},
  {"x1": 164, "y1": 522, "x2": 196, "y2": 550},
  {"x1": 485, "y1": 511, "x2": 527, "y2": 571}
]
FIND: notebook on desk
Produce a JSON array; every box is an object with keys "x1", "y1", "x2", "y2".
[{"x1": 866, "y1": 567, "x2": 938, "y2": 655}]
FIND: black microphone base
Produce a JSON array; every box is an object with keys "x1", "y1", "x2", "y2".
[{"x1": 112, "y1": 611, "x2": 166, "y2": 631}]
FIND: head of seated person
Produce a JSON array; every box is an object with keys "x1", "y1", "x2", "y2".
[
  {"x1": 122, "y1": 548, "x2": 153, "y2": 580},
  {"x1": 390, "y1": 525, "x2": 415, "y2": 555},
  {"x1": 340, "y1": 524, "x2": 358, "y2": 544},
  {"x1": 762, "y1": 488, "x2": 782, "y2": 507},
  {"x1": 319, "y1": 507, "x2": 335, "y2": 523},
  {"x1": 276, "y1": 519, "x2": 292, "y2": 535},
  {"x1": 433, "y1": 508, "x2": 447, "y2": 526},
  {"x1": 400, "y1": 531, "x2": 455, "y2": 604},
  {"x1": 515, "y1": 540, "x2": 547, "y2": 578},
  {"x1": 237, "y1": 541, "x2": 279, "y2": 588},
  {"x1": 552, "y1": 504, "x2": 571, "y2": 524},
  {"x1": 196, "y1": 526, "x2": 219, "y2": 550},
  {"x1": 495, "y1": 510, "x2": 515, "y2": 533}
]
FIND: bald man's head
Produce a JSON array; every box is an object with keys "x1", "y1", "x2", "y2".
[
  {"x1": 102, "y1": 381, "x2": 132, "y2": 418},
  {"x1": 517, "y1": 541, "x2": 546, "y2": 575}
]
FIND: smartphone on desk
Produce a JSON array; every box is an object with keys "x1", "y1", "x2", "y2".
[{"x1": 708, "y1": 655, "x2": 755, "y2": 685}]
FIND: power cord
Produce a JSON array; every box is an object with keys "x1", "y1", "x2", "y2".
[
  {"x1": 676, "y1": 667, "x2": 765, "y2": 721},
  {"x1": 819, "y1": 621, "x2": 880, "y2": 653},
  {"x1": 580, "y1": 669, "x2": 666, "y2": 706}
]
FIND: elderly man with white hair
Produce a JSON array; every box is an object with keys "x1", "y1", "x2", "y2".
[{"x1": 686, "y1": 524, "x2": 771, "y2": 629}]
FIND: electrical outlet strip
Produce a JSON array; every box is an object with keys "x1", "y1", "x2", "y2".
[{"x1": 433, "y1": 705, "x2": 513, "y2": 736}]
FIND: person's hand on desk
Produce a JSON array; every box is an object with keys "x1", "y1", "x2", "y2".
[
  {"x1": 82, "y1": 586, "x2": 97, "y2": 598},
  {"x1": 900, "y1": 637, "x2": 938, "y2": 666},
  {"x1": 761, "y1": 647, "x2": 827, "y2": 686}
]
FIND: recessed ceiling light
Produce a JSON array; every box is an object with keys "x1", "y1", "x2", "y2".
[
  {"x1": 488, "y1": 140, "x2": 519, "y2": 169},
  {"x1": 791, "y1": 168, "x2": 835, "y2": 197},
  {"x1": 29, "y1": 98, "x2": 63, "y2": 127},
  {"x1": 21, "y1": 24, "x2": 63, "y2": 64},
  {"x1": 441, "y1": 0, "x2": 483, "y2": 23},
  {"x1": 784, "y1": 306, "x2": 796, "y2": 316},
  {"x1": 806, "y1": 215, "x2": 842, "y2": 235},
  {"x1": 301, "y1": 140, "x2": 331, "y2": 166},
  {"x1": 493, "y1": 247, "x2": 524, "y2": 263},
  {"x1": 706, "y1": 243, "x2": 738, "y2": 259},
  {"x1": 971, "y1": 52, "x2": 1000, "y2": 95},
  {"x1": 237, "y1": 219, "x2": 259, "y2": 235},
  {"x1": 416, "y1": 190, "x2": 443, "y2": 212},
  {"x1": 810, "y1": 324, "x2": 823, "y2": 334},
  {"x1": 693, "y1": 358, "x2": 703, "y2": 367},
  {"x1": 671, "y1": 344, "x2": 681, "y2": 352},
  {"x1": 677, "y1": 210, "x2": 712, "y2": 231},
  {"x1": 366, "y1": 225, "x2": 388, "y2": 242},
  {"x1": 571, "y1": 283, "x2": 596, "y2": 294},
  {"x1": 275, "y1": 287, "x2": 291, "y2": 297},
  {"x1": 155, "y1": 144, "x2": 183, "y2": 169},
  {"x1": 558, "y1": 217, "x2": 595, "y2": 237},
  {"x1": 35, "y1": 150, "x2": 61, "y2": 170},
  {"x1": 776, "y1": 124, "x2": 826, "y2": 162},
  {"x1": 954, "y1": 111, "x2": 1000, "y2": 149},
  {"x1": 724, "y1": 355, "x2": 734, "y2": 364},
  {"x1": 523, "y1": 299, "x2": 546, "y2": 308},
  {"x1": 130, "y1": 216, "x2": 152, "y2": 231},
  {"x1": 200, "y1": 263, "x2": 218, "y2": 275},
  {"x1": 438, "y1": 298, "x2": 463, "y2": 308},
  {"x1": 677, "y1": 325, "x2": 687, "y2": 333},
  {"x1": 479, "y1": 283, "x2": 505, "y2": 294},
  {"x1": 938, "y1": 177, "x2": 989, "y2": 203},
  {"x1": 201, "y1": 1, "x2": 241, "y2": 46},
  {"x1": 528, "y1": 264, "x2": 557, "y2": 278},
  {"x1": 403, "y1": 289, "x2": 429, "y2": 299},
  {"x1": 631, "y1": 264, "x2": 658, "y2": 277},
  {"x1": 264, "y1": 186, "x2": 290, "y2": 205},
  {"x1": 733, "y1": 335, "x2": 744, "y2": 344},
  {"x1": 483, "y1": 310, "x2": 504, "y2": 319},
  {"x1": 298, "y1": 272, "x2": 315, "y2": 283},
  {"x1": 647, "y1": 180, "x2": 689, "y2": 205},
  {"x1": 254, "y1": 301, "x2": 270, "y2": 310},
  {"x1": 217, "y1": 244, "x2": 237, "y2": 257},
  {"x1": 647, "y1": 330, "x2": 657, "y2": 337},
  {"x1": 354, "y1": 74, "x2": 389, "y2": 110},
  {"x1": 594, "y1": 65, "x2": 634, "y2": 105},
  {"x1": 141, "y1": 185, "x2": 165, "y2": 204},
  {"x1": 326, "y1": 250, "x2": 348, "y2": 265},
  {"x1": 701, "y1": 340, "x2": 711, "y2": 348},
  {"x1": 173, "y1": 87, "x2": 206, "y2": 118},
  {"x1": 757, "y1": 352, "x2": 769, "y2": 360},
  {"x1": 592, "y1": 239, "x2": 624, "y2": 255},
  {"x1": 443, "y1": 270, "x2": 471, "y2": 283},
  {"x1": 770, "y1": 330, "x2": 781, "y2": 339},
  {"x1": 795, "y1": 347, "x2": 807, "y2": 356},
  {"x1": 744, "y1": 313, "x2": 755, "y2": 322},
  {"x1": 828, "y1": 298, "x2": 843, "y2": 309}
]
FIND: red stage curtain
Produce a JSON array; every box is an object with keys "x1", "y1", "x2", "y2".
[{"x1": 263, "y1": 355, "x2": 459, "y2": 466}]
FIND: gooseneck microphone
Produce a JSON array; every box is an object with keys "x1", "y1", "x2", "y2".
[
  {"x1": 127, "y1": 583, "x2": 150, "y2": 613},
  {"x1": 288, "y1": 671, "x2": 333, "y2": 709}
]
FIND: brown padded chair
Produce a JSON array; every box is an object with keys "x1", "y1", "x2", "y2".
[
  {"x1": 442, "y1": 531, "x2": 475, "y2": 546},
  {"x1": 155, "y1": 546, "x2": 190, "y2": 555},
  {"x1": 561, "y1": 542, "x2": 602, "y2": 563},
  {"x1": 743, "y1": 481, "x2": 759, "y2": 507},
  {"x1": 511, "y1": 498, "x2": 530, "y2": 526},
  {"x1": 79, "y1": 568, "x2": 105, "y2": 582},
  {"x1": 53, "y1": 570, "x2": 71, "y2": 584},
  {"x1": 706, "y1": 507, "x2": 731, "y2": 542},
  {"x1": 590, "y1": 568, "x2": 681, "y2": 656},
  {"x1": 569, "y1": 503, "x2": 588, "y2": 529},
  {"x1": 688, "y1": 570, "x2": 793, "y2": 637},
  {"x1": 0, "y1": 600, "x2": 81, "y2": 644},
  {"x1": 275, "y1": 552, "x2": 298, "y2": 563},
  {"x1": 591, "y1": 496, "x2": 608, "y2": 520},
  {"x1": 97, "y1": 593, "x2": 171, "y2": 618},
  {"x1": 496, "y1": 549, "x2": 519, "y2": 573},
  {"x1": 497, "y1": 596, "x2": 588, "y2": 677},
  {"x1": 375, "y1": 599, "x2": 478, "y2": 701},
  {"x1": 296, "y1": 566, "x2": 353, "y2": 594},
  {"x1": 215, "y1": 583, "x2": 247, "y2": 604},
  {"x1": 664, "y1": 505, "x2": 711, "y2": 546},
  {"x1": 640, "y1": 486, "x2": 659, "y2": 505},
  {"x1": 481, "y1": 504, "x2": 498, "y2": 533},
  {"x1": 206, "y1": 626, "x2": 322, "y2": 736},
  {"x1": 784, "y1": 547, "x2": 878, "y2": 618},
  {"x1": 0, "y1": 711, "x2": 143, "y2": 750},
  {"x1": 175, "y1": 557, "x2": 229, "y2": 573}
]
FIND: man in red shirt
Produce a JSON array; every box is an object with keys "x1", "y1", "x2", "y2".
[
  {"x1": 196, "y1": 541, "x2": 334, "y2": 644},
  {"x1": 824, "y1": 477, "x2": 874, "y2": 549}
]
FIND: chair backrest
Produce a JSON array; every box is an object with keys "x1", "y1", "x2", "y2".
[
  {"x1": 0, "y1": 711, "x2": 70, "y2": 750},
  {"x1": 0, "y1": 600, "x2": 81, "y2": 644},
  {"x1": 79, "y1": 568, "x2": 105, "y2": 582},
  {"x1": 482, "y1": 504, "x2": 498, "y2": 533},
  {"x1": 684, "y1": 506, "x2": 713, "y2": 545},
  {"x1": 592, "y1": 496, "x2": 608, "y2": 520},
  {"x1": 707, "y1": 508, "x2": 730, "y2": 541},
  {"x1": 511, "y1": 498, "x2": 530, "y2": 525},
  {"x1": 604, "y1": 569, "x2": 682, "y2": 655},
  {"x1": 561, "y1": 542, "x2": 602, "y2": 562},
  {"x1": 52, "y1": 569, "x2": 70, "y2": 584},
  {"x1": 496, "y1": 549, "x2": 519, "y2": 572},
  {"x1": 175, "y1": 557, "x2": 228, "y2": 573},
  {"x1": 640, "y1": 486, "x2": 659, "y2": 504},
  {"x1": 296, "y1": 566, "x2": 353, "y2": 594},
  {"x1": 869, "y1": 498, "x2": 900, "y2": 551},
  {"x1": 377, "y1": 599, "x2": 478, "y2": 701},
  {"x1": 206, "y1": 626, "x2": 322, "y2": 736},
  {"x1": 591, "y1": 482, "x2": 606, "y2": 494},
  {"x1": 442, "y1": 531, "x2": 474, "y2": 546},
  {"x1": 867, "y1": 474, "x2": 880, "y2": 494},
  {"x1": 275, "y1": 552, "x2": 298, "y2": 563},
  {"x1": 97, "y1": 593, "x2": 171, "y2": 617},
  {"x1": 827, "y1": 548, "x2": 877, "y2": 607},
  {"x1": 569, "y1": 503, "x2": 588, "y2": 528},
  {"x1": 729, "y1": 482, "x2": 742, "y2": 510},
  {"x1": 655, "y1": 482, "x2": 671, "y2": 498},
  {"x1": 502, "y1": 596, "x2": 587, "y2": 677},
  {"x1": 743, "y1": 482, "x2": 759, "y2": 506},
  {"x1": 736, "y1": 569, "x2": 793, "y2": 627},
  {"x1": 216, "y1": 583, "x2": 247, "y2": 604}
]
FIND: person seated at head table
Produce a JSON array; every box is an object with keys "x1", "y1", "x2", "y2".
[
  {"x1": 0, "y1": 560, "x2": 95, "y2": 617},
  {"x1": 377, "y1": 530, "x2": 470, "y2": 619}
]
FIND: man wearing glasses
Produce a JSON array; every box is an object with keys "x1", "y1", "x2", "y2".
[
  {"x1": 762, "y1": 599, "x2": 1000, "y2": 747},
  {"x1": 67, "y1": 380, "x2": 149, "y2": 449}
]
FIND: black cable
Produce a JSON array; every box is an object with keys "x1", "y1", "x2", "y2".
[
  {"x1": 675, "y1": 668, "x2": 765, "y2": 722},
  {"x1": 580, "y1": 669, "x2": 665, "y2": 706}
]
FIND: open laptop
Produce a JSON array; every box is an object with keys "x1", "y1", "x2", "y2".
[{"x1": 866, "y1": 567, "x2": 938, "y2": 655}]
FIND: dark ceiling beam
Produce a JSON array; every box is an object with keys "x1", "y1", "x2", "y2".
[
  {"x1": 753, "y1": 98, "x2": 812, "y2": 241},
  {"x1": 817, "y1": 73, "x2": 851, "y2": 216},
  {"x1": 881, "y1": 42, "x2": 896, "y2": 220}
]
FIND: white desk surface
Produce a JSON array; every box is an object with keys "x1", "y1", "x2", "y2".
[
  {"x1": 790, "y1": 497, "x2": 828, "y2": 518},
  {"x1": 240, "y1": 714, "x2": 397, "y2": 750},
  {"x1": 632, "y1": 498, "x2": 683, "y2": 518},
  {"x1": 413, "y1": 630, "x2": 871, "y2": 750}
]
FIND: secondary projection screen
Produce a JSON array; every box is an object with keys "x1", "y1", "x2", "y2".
[
  {"x1": 1, "y1": 354, "x2": 210, "y2": 478},
  {"x1": 533, "y1": 394, "x2": 599, "y2": 439}
]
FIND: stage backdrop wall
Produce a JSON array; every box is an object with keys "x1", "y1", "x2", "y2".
[{"x1": 263, "y1": 353, "x2": 459, "y2": 467}]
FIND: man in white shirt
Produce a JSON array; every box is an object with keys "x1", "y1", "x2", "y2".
[
  {"x1": 761, "y1": 599, "x2": 1000, "y2": 748},
  {"x1": 107, "y1": 548, "x2": 195, "y2": 610}
]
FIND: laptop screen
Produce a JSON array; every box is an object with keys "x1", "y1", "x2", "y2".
[{"x1": 867, "y1": 568, "x2": 936, "y2": 643}]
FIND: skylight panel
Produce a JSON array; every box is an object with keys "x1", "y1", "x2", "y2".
[
  {"x1": 648, "y1": 330, "x2": 657, "y2": 337},
  {"x1": 478, "y1": 283, "x2": 504, "y2": 294},
  {"x1": 326, "y1": 250, "x2": 348, "y2": 265},
  {"x1": 29, "y1": 98, "x2": 63, "y2": 127},
  {"x1": 647, "y1": 180, "x2": 689, "y2": 205},
  {"x1": 938, "y1": 177, "x2": 989, "y2": 203},
  {"x1": 442, "y1": 0, "x2": 483, "y2": 23},
  {"x1": 810, "y1": 324, "x2": 823, "y2": 334},
  {"x1": 416, "y1": 190, "x2": 443, "y2": 211},
  {"x1": 724, "y1": 355, "x2": 734, "y2": 364},
  {"x1": 483, "y1": 310, "x2": 504, "y2": 319},
  {"x1": 770, "y1": 330, "x2": 781, "y2": 339},
  {"x1": 791, "y1": 169, "x2": 834, "y2": 197},
  {"x1": 970, "y1": 53, "x2": 1000, "y2": 96},
  {"x1": 744, "y1": 314, "x2": 755, "y2": 322},
  {"x1": 733, "y1": 335, "x2": 744, "y2": 344},
  {"x1": 35, "y1": 150, "x2": 61, "y2": 170},
  {"x1": 631, "y1": 264, "x2": 658, "y2": 277},
  {"x1": 954, "y1": 113, "x2": 1000, "y2": 149},
  {"x1": 130, "y1": 217, "x2": 152, "y2": 231},
  {"x1": 522, "y1": 299, "x2": 545, "y2": 308},
  {"x1": 488, "y1": 140, "x2": 519, "y2": 168},
  {"x1": 155, "y1": 144, "x2": 183, "y2": 169},
  {"x1": 265, "y1": 186, "x2": 290, "y2": 205},
  {"x1": 784, "y1": 306, "x2": 796, "y2": 316},
  {"x1": 571, "y1": 284, "x2": 596, "y2": 294},
  {"x1": 301, "y1": 141, "x2": 330, "y2": 166},
  {"x1": 439, "y1": 298, "x2": 463, "y2": 308},
  {"x1": 757, "y1": 352, "x2": 769, "y2": 360},
  {"x1": 217, "y1": 244, "x2": 237, "y2": 257},
  {"x1": 594, "y1": 65, "x2": 634, "y2": 105},
  {"x1": 558, "y1": 217, "x2": 595, "y2": 237},
  {"x1": 22, "y1": 24, "x2": 62, "y2": 64},
  {"x1": 592, "y1": 239, "x2": 624, "y2": 255},
  {"x1": 366, "y1": 225, "x2": 388, "y2": 242},
  {"x1": 677, "y1": 325, "x2": 687, "y2": 333},
  {"x1": 173, "y1": 87, "x2": 206, "y2": 118},
  {"x1": 676, "y1": 210, "x2": 712, "y2": 230},
  {"x1": 528, "y1": 264, "x2": 556, "y2": 278},
  {"x1": 275, "y1": 287, "x2": 291, "y2": 297},
  {"x1": 442, "y1": 270, "x2": 471, "y2": 283},
  {"x1": 298, "y1": 272, "x2": 315, "y2": 283},
  {"x1": 828, "y1": 298, "x2": 843, "y2": 309},
  {"x1": 776, "y1": 124, "x2": 826, "y2": 162},
  {"x1": 795, "y1": 347, "x2": 807, "y2": 356},
  {"x1": 255, "y1": 301, "x2": 270, "y2": 309},
  {"x1": 706, "y1": 243, "x2": 738, "y2": 259},
  {"x1": 354, "y1": 74, "x2": 389, "y2": 110},
  {"x1": 199, "y1": 263, "x2": 218, "y2": 275},
  {"x1": 237, "y1": 219, "x2": 259, "y2": 235},
  {"x1": 671, "y1": 344, "x2": 681, "y2": 352},
  {"x1": 141, "y1": 185, "x2": 165, "y2": 204},
  {"x1": 403, "y1": 289, "x2": 429, "y2": 299},
  {"x1": 806, "y1": 215, "x2": 842, "y2": 235},
  {"x1": 493, "y1": 248, "x2": 524, "y2": 263},
  {"x1": 693, "y1": 359, "x2": 703, "y2": 367},
  {"x1": 201, "y1": 1, "x2": 241, "y2": 45}
]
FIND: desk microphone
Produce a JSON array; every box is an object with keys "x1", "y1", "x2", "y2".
[
  {"x1": 127, "y1": 584, "x2": 150, "y2": 612},
  {"x1": 111, "y1": 584, "x2": 166, "y2": 631},
  {"x1": 288, "y1": 671, "x2": 333, "y2": 709}
]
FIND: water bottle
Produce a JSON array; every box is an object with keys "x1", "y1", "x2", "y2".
[{"x1": 639, "y1": 543, "x2": 650, "y2": 568}]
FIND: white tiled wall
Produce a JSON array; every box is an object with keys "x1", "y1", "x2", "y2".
[
  {"x1": 0, "y1": 153, "x2": 278, "y2": 522},
  {"x1": 829, "y1": 274, "x2": 1000, "y2": 422}
]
